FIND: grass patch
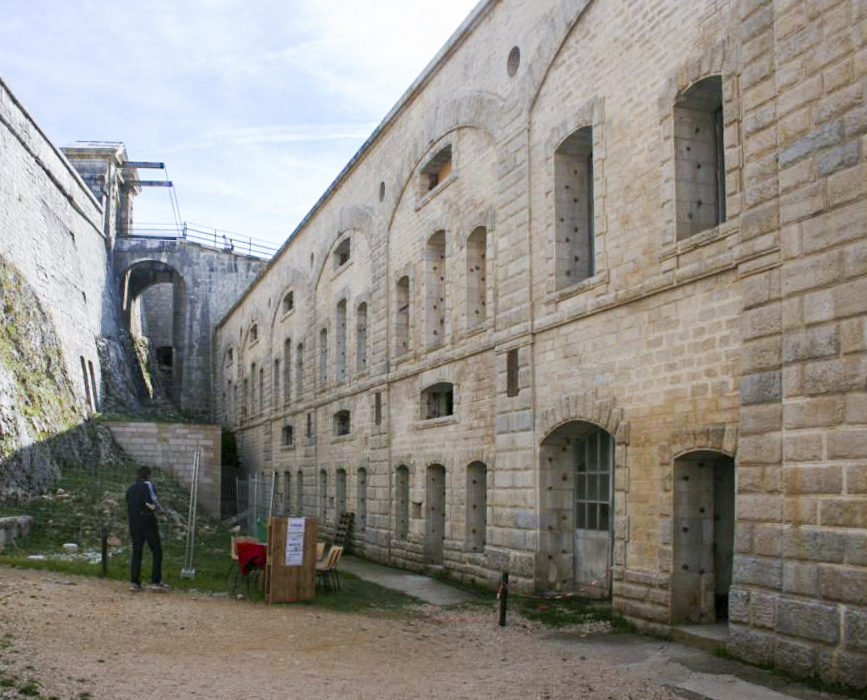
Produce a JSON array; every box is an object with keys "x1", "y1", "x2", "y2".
[
  {"x1": 2, "y1": 462, "x2": 421, "y2": 616},
  {"x1": 16, "y1": 681, "x2": 39, "y2": 697},
  {"x1": 300, "y1": 572, "x2": 421, "y2": 615},
  {"x1": 516, "y1": 594, "x2": 635, "y2": 632},
  {"x1": 0, "y1": 462, "x2": 233, "y2": 595}
]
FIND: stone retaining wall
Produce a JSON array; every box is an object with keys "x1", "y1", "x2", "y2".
[{"x1": 106, "y1": 422, "x2": 222, "y2": 518}]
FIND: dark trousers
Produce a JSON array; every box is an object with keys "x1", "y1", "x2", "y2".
[{"x1": 130, "y1": 518, "x2": 162, "y2": 585}]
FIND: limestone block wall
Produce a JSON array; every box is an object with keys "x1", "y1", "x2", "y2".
[
  {"x1": 213, "y1": 0, "x2": 867, "y2": 687},
  {"x1": 106, "y1": 422, "x2": 222, "y2": 518},
  {"x1": 0, "y1": 75, "x2": 118, "y2": 414},
  {"x1": 723, "y1": 0, "x2": 867, "y2": 684}
]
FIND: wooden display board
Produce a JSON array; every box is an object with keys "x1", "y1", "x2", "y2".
[{"x1": 265, "y1": 516, "x2": 318, "y2": 603}]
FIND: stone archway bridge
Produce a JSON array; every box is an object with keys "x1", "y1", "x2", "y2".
[{"x1": 113, "y1": 235, "x2": 266, "y2": 420}]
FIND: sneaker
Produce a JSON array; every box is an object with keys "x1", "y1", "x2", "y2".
[
  {"x1": 148, "y1": 582, "x2": 170, "y2": 592},
  {"x1": 129, "y1": 583, "x2": 143, "y2": 592}
]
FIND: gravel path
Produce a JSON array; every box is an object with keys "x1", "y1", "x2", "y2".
[{"x1": 0, "y1": 567, "x2": 678, "y2": 700}]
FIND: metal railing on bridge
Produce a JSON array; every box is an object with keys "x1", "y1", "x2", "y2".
[{"x1": 128, "y1": 222, "x2": 279, "y2": 260}]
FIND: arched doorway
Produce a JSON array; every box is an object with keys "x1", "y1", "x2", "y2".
[
  {"x1": 120, "y1": 260, "x2": 186, "y2": 407},
  {"x1": 540, "y1": 421, "x2": 614, "y2": 597},
  {"x1": 671, "y1": 451, "x2": 735, "y2": 625},
  {"x1": 425, "y1": 464, "x2": 446, "y2": 565}
]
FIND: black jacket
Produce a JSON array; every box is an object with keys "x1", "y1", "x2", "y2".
[{"x1": 126, "y1": 479, "x2": 156, "y2": 526}]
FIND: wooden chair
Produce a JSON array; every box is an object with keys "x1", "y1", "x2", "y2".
[
  {"x1": 227, "y1": 536, "x2": 261, "y2": 591},
  {"x1": 316, "y1": 542, "x2": 326, "y2": 562},
  {"x1": 315, "y1": 545, "x2": 343, "y2": 592},
  {"x1": 329, "y1": 545, "x2": 344, "y2": 591}
]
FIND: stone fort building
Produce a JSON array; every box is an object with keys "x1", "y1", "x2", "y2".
[
  {"x1": 214, "y1": 0, "x2": 867, "y2": 686},
  {"x1": 1, "y1": 0, "x2": 866, "y2": 689}
]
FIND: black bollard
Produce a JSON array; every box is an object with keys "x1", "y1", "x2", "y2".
[
  {"x1": 100, "y1": 525, "x2": 108, "y2": 577},
  {"x1": 498, "y1": 571, "x2": 509, "y2": 627}
]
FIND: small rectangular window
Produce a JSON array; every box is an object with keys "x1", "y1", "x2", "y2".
[
  {"x1": 422, "y1": 383, "x2": 454, "y2": 420},
  {"x1": 306, "y1": 412, "x2": 313, "y2": 438},
  {"x1": 334, "y1": 238, "x2": 351, "y2": 268},
  {"x1": 421, "y1": 145, "x2": 453, "y2": 192},
  {"x1": 506, "y1": 349, "x2": 519, "y2": 397},
  {"x1": 374, "y1": 392, "x2": 382, "y2": 426},
  {"x1": 334, "y1": 410, "x2": 351, "y2": 437}
]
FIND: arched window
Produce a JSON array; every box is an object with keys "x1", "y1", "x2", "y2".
[
  {"x1": 273, "y1": 358, "x2": 280, "y2": 407},
  {"x1": 282, "y1": 291, "x2": 294, "y2": 314},
  {"x1": 335, "y1": 468, "x2": 347, "y2": 520},
  {"x1": 554, "y1": 126, "x2": 594, "y2": 288},
  {"x1": 675, "y1": 76, "x2": 726, "y2": 238},
  {"x1": 336, "y1": 299, "x2": 348, "y2": 383},
  {"x1": 283, "y1": 338, "x2": 291, "y2": 405},
  {"x1": 319, "y1": 328, "x2": 328, "y2": 391},
  {"x1": 296, "y1": 342, "x2": 304, "y2": 399},
  {"x1": 356, "y1": 302, "x2": 368, "y2": 371},
  {"x1": 296, "y1": 470, "x2": 304, "y2": 515},
  {"x1": 250, "y1": 362, "x2": 257, "y2": 415},
  {"x1": 395, "y1": 276, "x2": 410, "y2": 355},
  {"x1": 357, "y1": 467, "x2": 368, "y2": 531},
  {"x1": 466, "y1": 462, "x2": 487, "y2": 551},
  {"x1": 466, "y1": 226, "x2": 487, "y2": 328},
  {"x1": 396, "y1": 465, "x2": 410, "y2": 539},
  {"x1": 425, "y1": 231, "x2": 447, "y2": 347},
  {"x1": 319, "y1": 469, "x2": 328, "y2": 522}
]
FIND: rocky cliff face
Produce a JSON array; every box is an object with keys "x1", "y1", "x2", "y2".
[{"x1": 0, "y1": 256, "x2": 125, "y2": 500}]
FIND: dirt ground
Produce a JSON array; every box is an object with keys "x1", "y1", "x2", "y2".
[{"x1": 0, "y1": 566, "x2": 684, "y2": 700}]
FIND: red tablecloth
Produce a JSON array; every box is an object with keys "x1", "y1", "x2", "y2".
[{"x1": 236, "y1": 541, "x2": 266, "y2": 575}]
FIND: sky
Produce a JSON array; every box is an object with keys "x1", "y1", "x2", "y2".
[{"x1": 0, "y1": 0, "x2": 481, "y2": 252}]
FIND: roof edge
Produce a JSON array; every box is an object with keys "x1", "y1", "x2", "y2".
[{"x1": 216, "y1": 0, "x2": 501, "y2": 331}]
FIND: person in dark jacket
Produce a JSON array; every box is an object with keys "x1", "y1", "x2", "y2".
[{"x1": 126, "y1": 466, "x2": 168, "y2": 592}]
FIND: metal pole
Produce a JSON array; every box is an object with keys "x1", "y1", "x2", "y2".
[
  {"x1": 100, "y1": 525, "x2": 108, "y2": 577},
  {"x1": 498, "y1": 571, "x2": 509, "y2": 627},
  {"x1": 181, "y1": 449, "x2": 201, "y2": 578},
  {"x1": 269, "y1": 471, "x2": 277, "y2": 522}
]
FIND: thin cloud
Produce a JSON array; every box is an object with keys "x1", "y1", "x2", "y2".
[
  {"x1": 0, "y1": 0, "x2": 481, "y2": 249},
  {"x1": 162, "y1": 123, "x2": 378, "y2": 153}
]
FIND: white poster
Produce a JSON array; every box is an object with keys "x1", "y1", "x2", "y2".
[{"x1": 285, "y1": 517, "x2": 305, "y2": 566}]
